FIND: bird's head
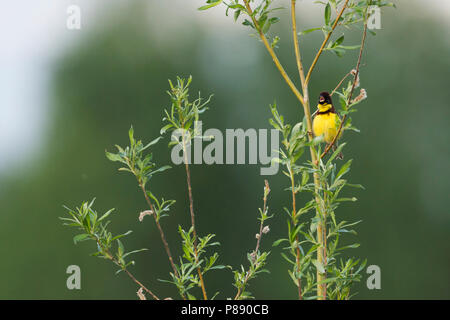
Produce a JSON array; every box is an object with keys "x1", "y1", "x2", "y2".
[
  {"x1": 318, "y1": 91, "x2": 333, "y2": 112},
  {"x1": 318, "y1": 91, "x2": 332, "y2": 105}
]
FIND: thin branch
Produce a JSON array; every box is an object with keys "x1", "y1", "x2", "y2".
[
  {"x1": 182, "y1": 136, "x2": 208, "y2": 300},
  {"x1": 289, "y1": 167, "x2": 303, "y2": 300},
  {"x1": 95, "y1": 238, "x2": 159, "y2": 300},
  {"x1": 234, "y1": 180, "x2": 270, "y2": 300},
  {"x1": 139, "y1": 180, "x2": 188, "y2": 300},
  {"x1": 320, "y1": 3, "x2": 371, "y2": 159},
  {"x1": 243, "y1": 0, "x2": 304, "y2": 106},
  {"x1": 288, "y1": 0, "x2": 325, "y2": 300},
  {"x1": 304, "y1": 0, "x2": 350, "y2": 86},
  {"x1": 140, "y1": 184, "x2": 179, "y2": 279},
  {"x1": 290, "y1": 4, "x2": 306, "y2": 300},
  {"x1": 291, "y1": 0, "x2": 306, "y2": 91},
  {"x1": 330, "y1": 70, "x2": 353, "y2": 96},
  {"x1": 124, "y1": 269, "x2": 159, "y2": 300},
  {"x1": 126, "y1": 157, "x2": 184, "y2": 299}
]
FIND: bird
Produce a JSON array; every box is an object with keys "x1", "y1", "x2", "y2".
[{"x1": 312, "y1": 91, "x2": 343, "y2": 159}]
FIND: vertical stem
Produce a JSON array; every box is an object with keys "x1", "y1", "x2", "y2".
[
  {"x1": 317, "y1": 187, "x2": 327, "y2": 300},
  {"x1": 289, "y1": 168, "x2": 302, "y2": 300},
  {"x1": 247, "y1": 0, "x2": 350, "y2": 300},
  {"x1": 182, "y1": 135, "x2": 208, "y2": 300},
  {"x1": 234, "y1": 180, "x2": 270, "y2": 300},
  {"x1": 129, "y1": 157, "x2": 186, "y2": 300},
  {"x1": 313, "y1": 156, "x2": 326, "y2": 300},
  {"x1": 140, "y1": 185, "x2": 178, "y2": 276},
  {"x1": 291, "y1": 0, "x2": 306, "y2": 89}
]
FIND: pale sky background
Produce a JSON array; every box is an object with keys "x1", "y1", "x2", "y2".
[{"x1": 0, "y1": 0, "x2": 448, "y2": 173}]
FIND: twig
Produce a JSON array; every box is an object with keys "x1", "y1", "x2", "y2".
[
  {"x1": 304, "y1": 0, "x2": 350, "y2": 86},
  {"x1": 320, "y1": 2, "x2": 371, "y2": 159},
  {"x1": 234, "y1": 180, "x2": 270, "y2": 300},
  {"x1": 138, "y1": 182, "x2": 187, "y2": 300},
  {"x1": 124, "y1": 269, "x2": 159, "y2": 300},
  {"x1": 125, "y1": 156, "x2": 184, "y2": 299},
  {"x1": 291, "y1": 0, "x2": 306, "y2": 90},
  {"x1": 289, "y1": 167, "x2": 303, "y2": 300},
  {"x1": 290, "y1": 3, "x2": 306, "y2": 299},
  {"x1": 330, "y1": 71, "x2": 352, "y2": 96},
  {"x1": 140, "y1": 184, "x2": 179, "y2": 278},
  {"x1": 95, "y1": 238, "x2": 159, "y2": 300},
  {"x1": 182, "y1": 136, "x2": 208, "y2": 300},
  {"x1": 242, "y1": 0, "x2": 304, "y2": 106},
  {"x1": 288, "y1": 0, "x2": 327, "y2": 299},
  {"x1": 254, "y1": 180, "x2": 270, "y2": 255}
]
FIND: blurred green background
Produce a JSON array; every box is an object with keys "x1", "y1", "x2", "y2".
[{"x1": 0, "y1": 0, "x2": 449, "y2": 299}]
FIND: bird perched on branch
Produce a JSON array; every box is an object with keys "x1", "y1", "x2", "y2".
[{"x1": 312, "y1": 91, "x2": 343, "y2": 159}]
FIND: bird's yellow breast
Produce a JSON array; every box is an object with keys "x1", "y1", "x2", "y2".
[{"x1": 313, "y1": 111, "x2": 340, "y2": 144}]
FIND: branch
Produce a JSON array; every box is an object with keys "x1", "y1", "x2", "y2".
[
  {"x1": 124, "y1": 269, "x2": 159, "y2": 300},
  {"x1": 234, "y1": 180, "x2": 270, "y2": 300},
  {"x1": 330, "y1": 70, "x2": 353, "y2": 96},
  {"x1": 320, "y1": 2, "x2": 371, "y2": 159},
  {"x1": 289, "y1": 167, "x2": 303, "y2": 299},
  {"x1": 182, "y1": 136, "x2": 208, "y2": 300},
  {"x1": 304, "y1": 0, "x2": 350, "y2": 86},
  {"x1": 138, "y1": 182, "x2": 187, "y2": 300},
  {"x1": 243, "y1": 0, "x2": 304, "y2": 106},
  {"x1": 291, "y1": 0, "x2": 306, "y2": 91},
  {"x1": 140, "y1": 185, "x2": 178, "y2": 274},
  {"x1": 95, "y1": 238, "x2": 159, "y2": 300}
]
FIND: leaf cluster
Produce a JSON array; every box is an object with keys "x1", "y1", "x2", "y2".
[
  {"x1": 60, "y1": 199, "x2": 147, "y2": 274},
  {"x1": 161, "y1": 76, "x2": 211, "y2": 147},
  {"x1": 105, "y1": 126, "x2": 170, "y2": 188},
  {"x1": 162, "y1": 226, "x2": 225, "y2": 300}
]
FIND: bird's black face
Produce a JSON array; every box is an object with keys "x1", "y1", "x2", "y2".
[{"x1": 318, "y1": 92, "x2": 332, "y2": 105}]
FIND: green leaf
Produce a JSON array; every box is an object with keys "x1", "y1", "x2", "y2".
[
  {"x1": 122, "y1": 248, "x2": 148, "y2": 259},
  {"x1": 269, "y1": 17, "x2": 280, "y2": 24},
  {"x1": 281, "y1": 252, "x2": 295, "y2": 265},
  {"x1": 299, "y1": 27, "x2": 321, "y2": 36},
  {"x1": 128, "y1": 126, "x2": 134, "y2": 145},
  {"x1": 98, "y1": 208, "x2": 114, "y2": 223},
  {"x1": 337, "y1": 243, "x2": 360, "y2": 251},
  {"x1": 112, "y1": 230, "x2": 132, "y2": 241},
  {"x1": 336, "y1": 197, "x2": 357, "y2": 202},
  {"x1": 330, "y1": 47, "x2": 346, "y2": 57},
  {"x1": 234, "y1": 9, "x2": 241, "y2": 22},
  {"x1": 333, "y1": 35, "x2": 344, "y2": 47},
  {"x1": 73, "y1": 233, "x2": 90, "y2": 244},
  {"x1": 209, "y1": 265, "x2": 226, "y2": 270},
  {"x1": 198, "y1": 0, "x2": 222, "y2": 11},
  {"x1": 288, "y1": 269, "x2": 299, "y2": 286},
  {"x1": 242, "y1": 19, "x2": 254, "y2": 29},
  {"x1": 105, "y1": 151, "x2": 123, "y2": 163},
  {"x1": 143, "y1": 136, "x2": 162, "y2": 151},
  {"x1": 336, "y1": 159, "x2": 352, "y2": 179},
  {"x1": 151, "y1": 165, "x2": 172, "y2": 176},
  {"x1": 312, "y1": 259, "x2": 326, "y2": 274},
  {"x1": 272, "y1": 238, "x2": 288, "y2": 247},
  {"x1": 324, "y1": 3, "x2": 331, "y2": 26},
  {"x1": 326, "y1": 143, "x2": 346, "y2": 165},
  {"x1": 160, "y1": 124, "x2": 173, "y2": 135},
  {"x1": 187, "y1": 292, "x2": 197, "y2": 300}
]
